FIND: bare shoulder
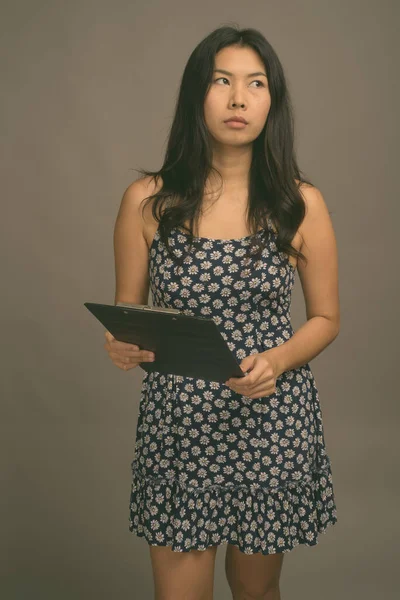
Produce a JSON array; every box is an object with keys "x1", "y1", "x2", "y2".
[
  {"x1": 295, "y1": 182, "x2": 340, "y2": 329},
  {"x1": 120, "y1": 175, "x2": 164, "y2": 249},
  {"x1": 297, "y1": 182, "x2": 333, "y2": 243},
  {"x1": 121, "y1": 175, "x2": 161, "y2": 212},
  {"x1": 139, "y1": 174, "x2": 164, "y2": 196}
]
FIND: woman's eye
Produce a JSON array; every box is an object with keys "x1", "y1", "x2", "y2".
[{"x1": 214, "y1": 77, "x2": 264, "y2": 87}]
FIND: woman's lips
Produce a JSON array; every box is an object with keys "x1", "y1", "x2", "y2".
[{"x1": 224, "y1": 120, "x2": 247, "y2": 128}]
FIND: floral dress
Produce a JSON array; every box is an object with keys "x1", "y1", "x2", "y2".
[{"x1": 128, "y1": 218, "x2": 338, "y2": 555}]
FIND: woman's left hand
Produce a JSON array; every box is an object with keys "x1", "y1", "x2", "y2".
[{"x1": 224, "y1": 350, "x2": 281, "y2": 399}]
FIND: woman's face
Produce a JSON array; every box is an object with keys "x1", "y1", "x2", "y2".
[{"x1": 204, "y1": 45, "x2": 271, "y2": 147}]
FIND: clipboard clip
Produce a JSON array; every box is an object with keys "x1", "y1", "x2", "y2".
[{"x1": 116, "y1": 302, "x2": 181, "y2": 315}]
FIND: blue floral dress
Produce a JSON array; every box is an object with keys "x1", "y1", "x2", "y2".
[{"x1": 128, "y1": 217, "x2": 338, "y2": 555}]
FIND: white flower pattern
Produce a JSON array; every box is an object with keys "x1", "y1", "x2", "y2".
[{"x1": 129, "y1": 218, "x2": 338, "y2": 554}]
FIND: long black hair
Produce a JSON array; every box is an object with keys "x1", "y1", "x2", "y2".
[{"x1": 133, "y1": 24, "x2": 313, "y2": 268}]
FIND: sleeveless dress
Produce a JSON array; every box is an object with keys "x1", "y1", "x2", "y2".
[{"x1": 128, "y1": 218, "x2": 338, "y2": 555}]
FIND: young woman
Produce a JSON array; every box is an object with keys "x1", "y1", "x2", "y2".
[{"x1": 105, "y1": 25, "x2": 339, "y2": 600}]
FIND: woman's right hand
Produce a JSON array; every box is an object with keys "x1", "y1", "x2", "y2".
[{"x1": 104, "y1": 330, "x2": 155, "y2": 371}]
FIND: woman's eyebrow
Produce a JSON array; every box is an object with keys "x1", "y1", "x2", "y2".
[{"x1": 213, "y1": 68, "x2": 267, "y2": 78}]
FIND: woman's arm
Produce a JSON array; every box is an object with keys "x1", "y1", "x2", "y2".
[
  {"x1": 113, "y1": 179, "x2": 151, "y2": 306},
  {"x1": 264, "y1": 185, "x2": 340, "y2": 376}
]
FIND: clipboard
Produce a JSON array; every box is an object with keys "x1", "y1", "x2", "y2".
[{"x1": 84, "y1": 302, "x2": 246, "y2": 382}]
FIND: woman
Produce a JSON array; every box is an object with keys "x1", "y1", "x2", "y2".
[{"x1": 105, "y1": 25, "x2": 339, "y2": 600}]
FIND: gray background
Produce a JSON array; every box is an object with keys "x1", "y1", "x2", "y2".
[{"x1": 1, "y1": 0, "x2": 398, "y2": 598}]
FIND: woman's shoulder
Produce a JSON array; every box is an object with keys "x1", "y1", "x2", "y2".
[
  {"x1": 124, "y1": 176, "x2": 165, "y2": 250},
  {"x1": 138, "y1": 174, "x2": 164, "y2": 196}
]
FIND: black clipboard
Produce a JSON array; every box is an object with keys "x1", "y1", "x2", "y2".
[{"x1": 84, "y1": 302, "x2": 246, "y2": 382}]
